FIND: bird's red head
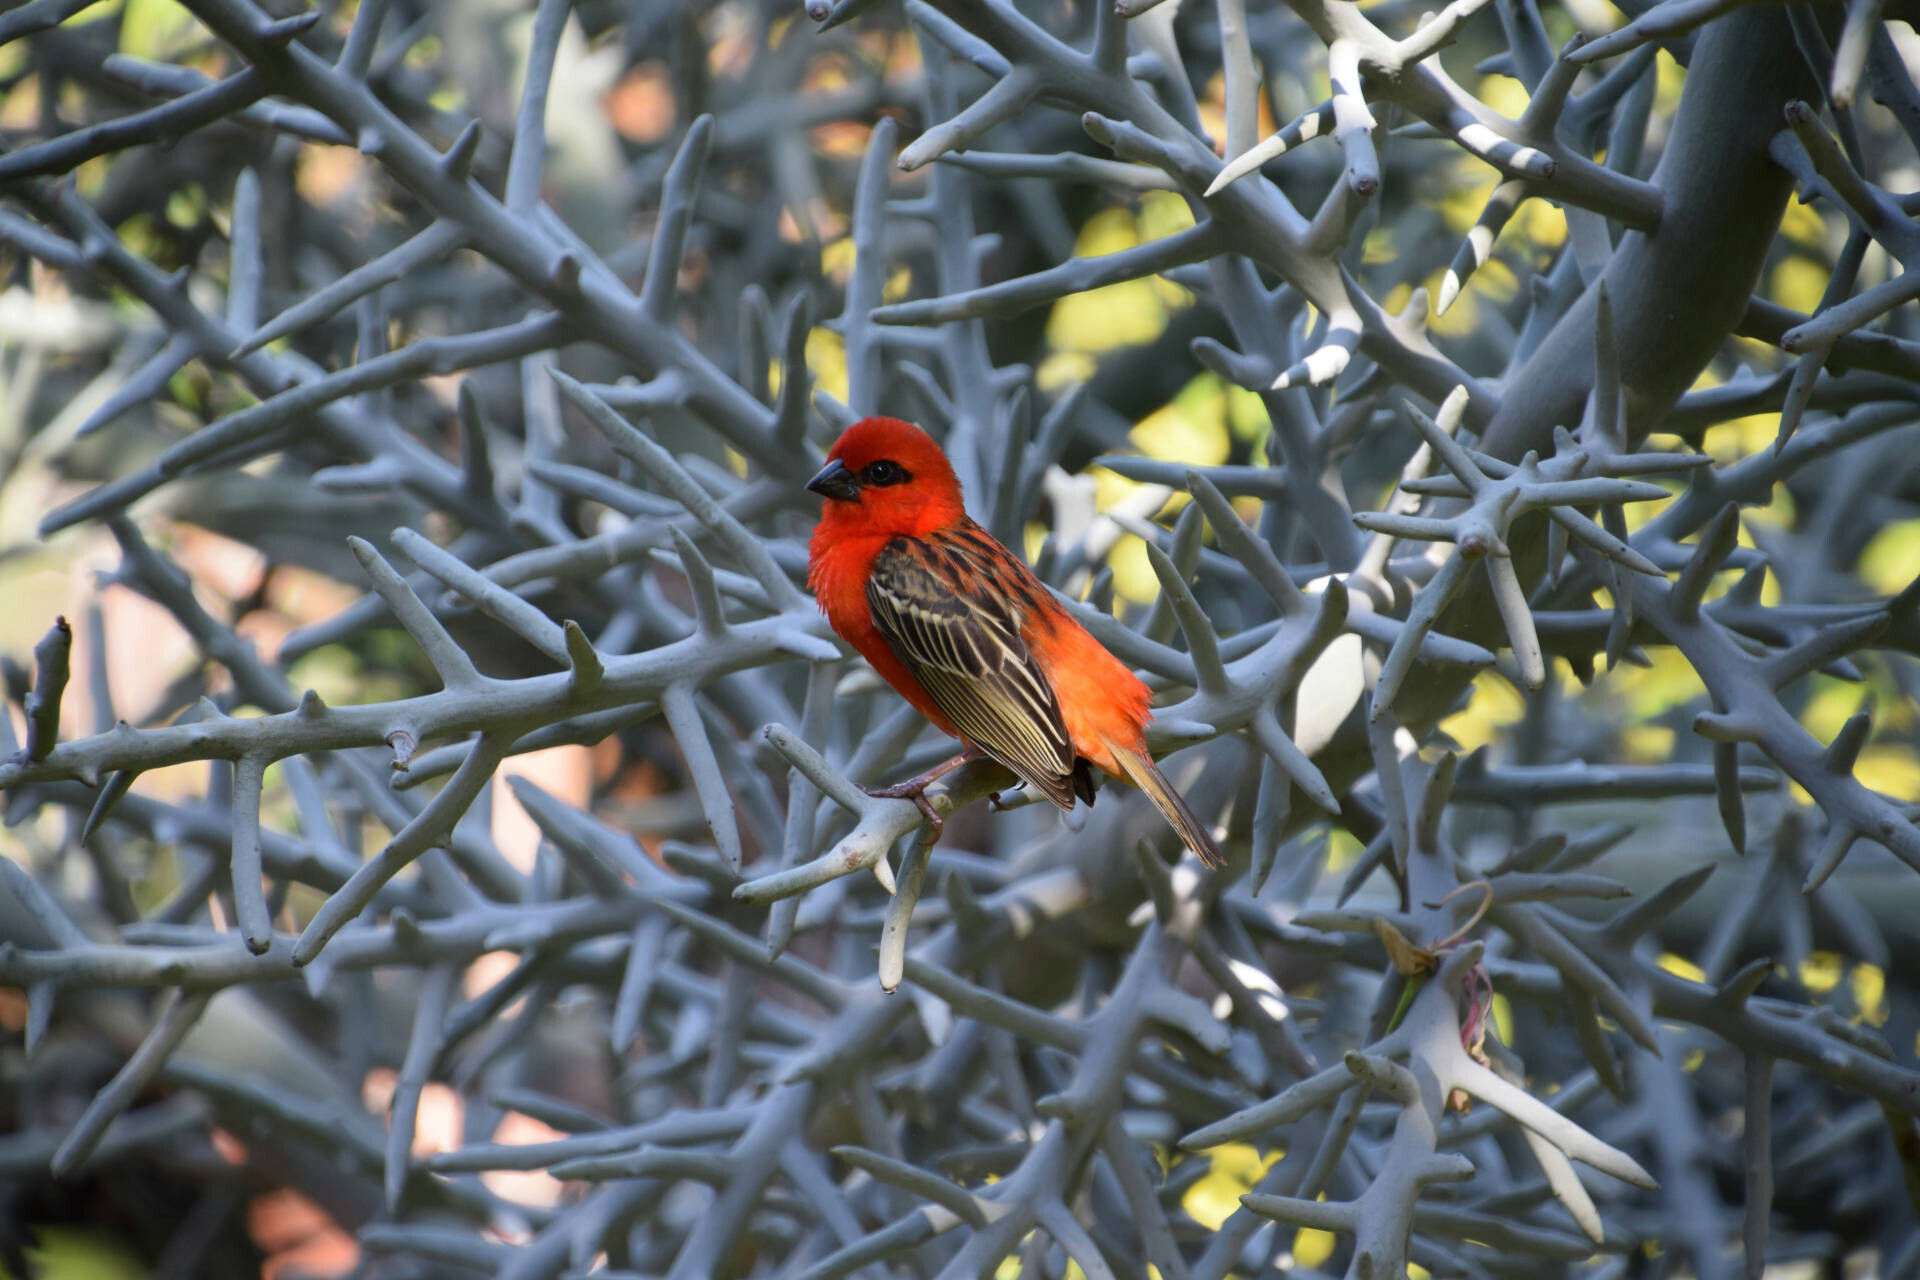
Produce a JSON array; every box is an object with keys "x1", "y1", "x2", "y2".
[{"x1": 807, "y1": 417, "x2": 965, "y2": 539}]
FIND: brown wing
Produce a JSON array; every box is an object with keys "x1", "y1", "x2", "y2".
[{"x1": 866, "y1": 535, "x2": 1080, "y2": 808}]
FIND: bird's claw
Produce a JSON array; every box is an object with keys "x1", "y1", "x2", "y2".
[
  {"x1": 985, "y1": 780, "x2": 1025, "y2": 812},
  {"x1": 864, "y1": 783, "x2": 945, "y2": 849},
  {"x1": 862, "y1": 748, "x2": 979, "y2": 849},
  {"x1": 908, "y1": 792, "x2": 944, "y2": 848}
]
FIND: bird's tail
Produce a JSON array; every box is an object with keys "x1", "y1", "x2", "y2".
[{"x1": 1104, "y1": 740, "x2": 1224, "y2": 869}]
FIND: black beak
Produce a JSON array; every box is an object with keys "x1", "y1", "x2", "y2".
[{"x1": 806, "y1": 458, "x2": 861, "y2": 501}]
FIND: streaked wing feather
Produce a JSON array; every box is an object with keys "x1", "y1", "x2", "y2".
[{"x1": 867, "y1": 537, "x2": 1078, "y2": 808}]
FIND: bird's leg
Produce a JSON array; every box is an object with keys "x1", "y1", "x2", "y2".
[
  {"x1": 864, "y1": 746, "x2": 982, "y2": 799},
  {"x1": 865, "y1": 746, "x2": 983, "y2": 846}
]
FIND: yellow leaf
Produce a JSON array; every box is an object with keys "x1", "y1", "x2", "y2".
[
  {"x1": 1326, "y1": 826, "x2": 1362, "y2": 872},
  {"x1": 1295, "y1": 1226, "x2": 1339, "y2": 1268},
  {"x1": 1076, "y1": 205, "x2": 1142, "y2": 257},
  {"x1": 1800, "y1": 951, "x2": 1843, "y2": 994},
  {"x1": 1138, "y1": 189, "x2": 1197, "y2": 239},
  {"x1": 1132, "y1": 385, "x2": 1230, "y2": 466},
  {"x1": 1439, "y1": 671, "x2": 1527, "y2": 754},
  {"x1": 1742, "y1": 482, "x2": 1796, "y2": 530},
  {"x1": 1047, "y1": 278, "x2": 1169, "y2": 353},
  {"x1": 1857, "y1": 518, "x2": 1920, "y2": 594},
  {"x1": 1091, "y1": 464, "x2": 1146, "y2": 512},
  {"x1": 1478, "y1": 74, "x2": 1530, "y2": 118},
  {"x1": 1658, "y1": 952, "x2": 1707, "y2": 984},
  {"x1": 0, "y1": 1226, "x2": 144, "y2": 1280},
  {"x1": 1852, "y1": 963, "x2": 1889, "y2": 1026},
  {"x1": 1491, "y1": 992, "x2": 1514, "y2": 1045},
  {"x1": 1181, "y1": 1172, "x2": 1243, "y2": 1232},
  {"x1": 1801, "y1": 678, "x2": 1867, "y2": 745},
  {"x1": 1700, "y1": 413, "x2": 1779, "y2": 462},
  {"x1": 1779, "y1": 193, "x2": 1828, "y2": 247},
  {"x1": 1037, "y1": 351, "x2": 1097, "y2": 393},
  {"x1": 1109, "y1": 534, "x2": 1160, "y2": 606},
  {"x1": 805, "y1": 327, "x2": 848, "y2": 403},
  {"x1": 1180, "y1": 1144, "x2": 1282, "y2": 1230},
  {"x1": 1620, "y1": 724, "x2": 1675, "y2": 763},
  {"x1": 165, "y1": 183, "x2": 206, "y2": 230},
  {"x1": 120, "y1": 0, "x2": 198, "y2": 59},
  {"x1": 1521, "y1": 198, "x2": 1567, "y2": 250},
  {"x1": 1427, "y1": 272, "x2": 1481, "y2": 338},
  {"x1": 1225, "y1": 383, "x2": 1270, "y2": 445},
  {"x1": 1469, "y1": 255, "x2": 1519, "y2": 305},
  {"x1": 1654, "y1": 50, "x2": 1686, "y2": 117},
  {"x1": 1209, "y1": 1142, "x2": 1281, "y2": 1182},
  {"x1": 1436, "y1": 170, "x2": 1499, "y2": 236},
  {"x1": 1769, "y1": 255, "x2": 1830, "y2": 315},
  {"x1": 820, "y1": 236, "x2": 856, "y2": 283},
  {"x1": 1600, "y1": 644, "x2": 1707, "y2": 719},
  {"x1": 1362, "y1": 225, "x2": 1397, "y2": 264},
  {"x1": 1855, "y1": 745, "x2": 1920, "y2": 801}
]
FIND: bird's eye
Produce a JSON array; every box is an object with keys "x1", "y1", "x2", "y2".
[{"x1": 863, "y1": 460, "x2": 908, "y2": 487}]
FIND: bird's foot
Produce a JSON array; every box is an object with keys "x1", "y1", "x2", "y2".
[
  {"x1": 864, "y1": 782, "x2": 946, "y2": 847},
  {"x1": 985, "y1": 781, "x2": 1026, "y2": 812},
  {"x1": 864, "y1": 747, "x2": 979, "y2": 848}
]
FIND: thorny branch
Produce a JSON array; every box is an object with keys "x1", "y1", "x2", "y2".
[{"x1": 0, "y1": 0, "x2": 1917, "y2": 1275}]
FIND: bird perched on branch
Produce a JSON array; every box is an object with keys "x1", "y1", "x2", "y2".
[{"x1": 806, "y1": 416, "x2": 1223, "y2": 868}]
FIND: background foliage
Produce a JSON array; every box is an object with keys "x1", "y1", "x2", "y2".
[{"x1": 1, "y1": 0, "x2": 1919, "y2": 1276}]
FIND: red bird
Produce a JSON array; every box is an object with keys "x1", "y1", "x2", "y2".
[{"x1": 806, "y1": 416, "x2": 1223, "y2": 868}]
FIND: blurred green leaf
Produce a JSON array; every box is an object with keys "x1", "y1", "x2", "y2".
[
  {"x1": 118, "y1": 0, "x2": 197, "y2": 59},
  {"x1": 0, "y1": 1227, "x2": 144, "y2": 1280}
]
